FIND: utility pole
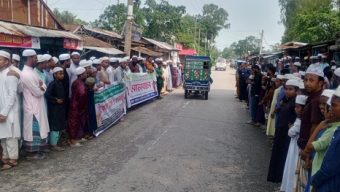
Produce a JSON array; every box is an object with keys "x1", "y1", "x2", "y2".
[
  {"x1": 194, "y1": 18, "x2": 197, "y2": 51},
  {"x1": 259, "y1": 29, "x2": 264, "y2": 55},
  {"x1": 124, "y1": 0, "x2": 133, "y2": 56},
  {"x1": 198, "y1": 28, "x2": 201, "y2": 53}
]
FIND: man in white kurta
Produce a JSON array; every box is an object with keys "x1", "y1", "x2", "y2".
[
  {"x1": 21, "y1": 49, "x2": 50, "y2": 159},
  {"x1": 68, "y1": 52, "x2": 81, "y2": 98},
  {"x1": 0, "y1": 50, "x2": 20, "y2": 169}
]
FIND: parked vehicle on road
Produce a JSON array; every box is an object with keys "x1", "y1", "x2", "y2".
[
  {"x1": 183, "y1": 56, "x2": 211, "y2": 100},
  {"x1": 215, "y1": 61, "x2": 227, "y2": 71}
]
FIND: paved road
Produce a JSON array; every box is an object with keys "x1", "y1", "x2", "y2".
[{"x1": 0, "y1": 68, "x2": 278, "y2": 192}]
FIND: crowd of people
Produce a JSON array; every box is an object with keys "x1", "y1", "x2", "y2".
[
  {"x1": 0, "y1": 49, "x2": 182, "y2": 171},
  {"x1": 236, "y1": 55, "x2": 340, "y2": 192}
]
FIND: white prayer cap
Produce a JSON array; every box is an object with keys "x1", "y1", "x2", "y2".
[
  {"x1": 71, "y1": 52, "x2": 80, "y2": 56},
  {"x1": 310, "y1": 56, "x2": 318, "y2": 60},
  {"x1": 37, "y1": 55, "x2": 45, "y2": 63},
  {"x1": 249, "y1": 75, "x2": 254, "y2": 80},
  {"x1": 59, "y1": 53, "x2": 70, "y2": 61},
  {"x1": 43, "y1": 54, "x2": 52, "y2": 61},
  {"x1": 331, "y1": 66, "x2": 337, "y2": 70},
  {"x1": 109, "y1": 57, "x2": 118, "y2": 63},
  {"x1": 75, "y1": 67, "x2": 86, "y2": 75},
  {"x1": 334, "y1": 68, "x2": 340, "y2": 78},
  {"x1": 285, "y1": 79, "x2": 301, "y2": 88},
  {"x1": 22, "y1": 49, "x2": 37, "y2": 57},
  {"x1": 93, "y1": 59, "x2": 101, "y2": 65},
  {"x1": 52, "y1": 57, "x2": 59, "y2": 64},
  {"x1": 262, "y1": 72, "x2": 267, "y2": 76},
  {"x1": 90, "y1": 56, "x2": 96, "y2": 61},
  {"x1": 292, "y1": 73, "x2": 301, "y2": 79},
  {"x1": 155, "y1": 58, "x2": 163, "y2": 62},
  {"x1": 79, "y1": 60, "x2": 92, "y2": 68},
  {"x1": 100, "y1": 56, "x2": 109, "y2": 62},
  {"x1": 322, "y1": 89, "x2": 336, "y2": 98},
  {"x1": 287, "y1": 56, "x2": 292, "y2": 59},
  {"x1": 295, "y1": 57, "x2": 300, "y2": 60},
  {"x1": 52, "y1": 67, "x2": 63, "y2": 74},
  {"x1": 293, "y1": 62, "x2": 301, "y2": 67},
  {"x1": 295, "y1": 95, "x2": 308, "y2": 105},
  {"x1": 138, "y1": 57, "x2": 144, "y2": 61},
  {"x1": 299, "y1": 71, "x2": 306, "y2": 76},
  {"x1": 276, "y1": 75, "x2": 285, "y2": 80},
  {"x1": 306, "y1": 65, "x2": 324, "y2": 77},
  {"x1": 283, "y1": 74, "x2": 295, "y2": 80},
  {"x1": 131, "y1": 55, "x2": 138, "y2": 59},
  {"x1": 12, "y1": 54, "x2": 20, "y2": 61},
  {"x1": 0, "y1": 50, "x2": 10, "y2": 59}
]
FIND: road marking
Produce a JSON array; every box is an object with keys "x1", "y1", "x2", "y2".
[
  {"x1": 147, "y1": 129, "x2": 168, "y2": 151},
  {"x1": 182, "y1": 101, "x2": 190, "y2": 109}
]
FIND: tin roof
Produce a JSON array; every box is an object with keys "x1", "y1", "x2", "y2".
[
  {"x1": 0, "y1": 20, "x2": 81, "y2": 40},
  {"x1": 143, "y1": 37, "x2": 176, "y2": 51},
  {"x1": 82, "y1": 26, "x2": 122, "y2": 39}
]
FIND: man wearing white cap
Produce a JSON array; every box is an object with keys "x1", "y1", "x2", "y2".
[
  {"x1": 107, "y1": 57, "x2": 118, "y2": 83},
  {"x1": 291, "y1": 62, "x2": 301, "y2": 73},
  {"x1": 11, "y1": 54, "x2": 20, "y2": 68},
  {"x1": 35, "y1": 54, "x2": 50, "y2": 85},
  {"x1": 0, "y1": 50, "x2": 21, "y2": 170},
  {"x1": 45, "y1": 67, "x2": 66, "y2": 151},
  {"x1": 69, "y1": 52, "x2": 81, "y2": 97},
  {"x1": 42, "y1": 54, "x2": 55, "y2": 86},
  {"x1": 298, "y1": 65, "x2": 325, "y2": 150},
  {"x1": 21, "y1": 49, "x2": 49, "y2": 160},
  {"x1": 59, "y1": 53, "x2": 71, "y2": 99},
  {"x1": 115, "y1": 57, "x2": 131, "y2": 82},
  {"x1": 281, "y1": 94, "x2": 308, "y2": 192},
  {"x1": 68, "y1": 67, "x2": 89, "y2": 147},
  {"x1": 129, "y1": 55, "x2": 141, "y2": 73},
  {"x1": 98, "y1": 57, "x2": 111, "y2": 86}
]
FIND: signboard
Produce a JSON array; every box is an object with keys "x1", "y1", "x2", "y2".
[
  {"x1": 93, "y1": 83, "x2": 126, "y2": 136},
  {"x1": 0, "y1": 34, "x2": 40, "y2": 49},
  {"x1": 125, "y1": 73, "x2": 158, "y2": 108},
  {"x1": 63, "y1": 38, "x2": 83, "y2": 50}
]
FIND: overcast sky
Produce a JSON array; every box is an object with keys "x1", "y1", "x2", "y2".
[{"x1": 47, "y1": 0, "x2": 285, "y2": 50}]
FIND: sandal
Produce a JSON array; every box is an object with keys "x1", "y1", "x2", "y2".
[
  {"x1": 7, "y1": 160, "x2": 18, "y2": 167},
  {"x1": 1, "y1": 163, "x2": 12, "y2": 171}
]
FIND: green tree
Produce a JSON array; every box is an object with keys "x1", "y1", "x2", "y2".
[
  {"x1": 142, "y1": 0, "x2": 186, "y2": 42},
  {"x1": 230, "y1": 36, "x2": 261, "y2": 58},
  {"x1": 221, "y1": 47, "x2": 235, "y2": 59},
  {"x1": 53, "y1": 9, "x2": 87, "y2": 25},
  {"x1": 92, "y1": 3, "x2": 145, "y2": 33},
  {"x1": 279, "y1": 0, "x2": 340, "y2": 43}
]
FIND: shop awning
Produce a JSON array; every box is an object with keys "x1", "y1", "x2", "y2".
[
  {"x1": 0, "y1": 20, "x2": 82, "y2": 49},
  {"x1": 179, "y1": 49, "x2": 197, "y2": 56},
  {"x1": 84, "y1": 46, "x2": 124, "y2": 55},
  {"x1": 132, "y1": 46, "x2": 163, "y2": 57},
  {"x1": 0, "y1": 20, "x2": 81, "y2": 40}
]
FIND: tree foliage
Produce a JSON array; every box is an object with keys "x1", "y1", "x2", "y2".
[
  {"x1": 92, "y1": 0, "x2": 229, "y2": 57},
  {"x1": 53, "y1": 9, "x2": 88, "y2": 25},
  {"x1": 279, "y1": 0, "x2": 340, "y2": 43},
  {"x1": 229, "y1": 36, "x2": 261, "y2": 58}
]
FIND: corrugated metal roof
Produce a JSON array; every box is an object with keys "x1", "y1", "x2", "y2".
[
  {"x1": 143, "y1": 37, "x2": 175, "y2": 51},
  {"x1": 83, "y1": 26, "x2": 122, "y2": 39},
  {"x1": 0, "y1": 20, "x2": 81, "y2": 40},
  {"x1": 81, "y1": 35, "x2": 113, "y2": 48},
  {"x1": 131, "y1": 46, "x2": 163, "y2": 57},
  {"x1": 84, "y1": 46, "x2": 124, "y2": 55}
]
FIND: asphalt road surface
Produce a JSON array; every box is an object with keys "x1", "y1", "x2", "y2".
[{"x1": 0, "y1": 68, "x2": 278, "y2": 192}]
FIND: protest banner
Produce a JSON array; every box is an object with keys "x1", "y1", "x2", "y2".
[
  {"x1": 125, "y1": 73, "x2": 158, "y2": 108},
  {"x1": 93, "y1": 83, "x2": 126, "y2": 136}
]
